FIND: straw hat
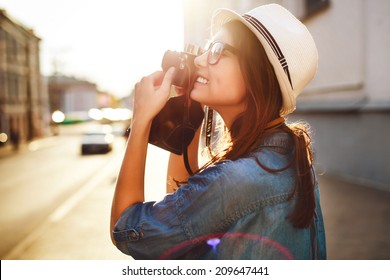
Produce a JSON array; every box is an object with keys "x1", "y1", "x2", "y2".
[{"x1": 211, "y1": 4, "x2": 318, "y2": 115}]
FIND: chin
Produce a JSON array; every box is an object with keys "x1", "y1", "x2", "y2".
[{"x1": 190, "y1": 89, "x2": 205, "y2": 103}]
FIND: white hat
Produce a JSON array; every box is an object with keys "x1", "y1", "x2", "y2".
[{"x1": 211, "y1": 4, "x2": 318, "y2": 115}]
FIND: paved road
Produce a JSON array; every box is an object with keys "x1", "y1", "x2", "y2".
[
  {"x1": 2, "y1": 138, "x2": 169, "y2": 260},
  {"x1": 1, "y1": 129, "x2": 389, "y2": 259}
]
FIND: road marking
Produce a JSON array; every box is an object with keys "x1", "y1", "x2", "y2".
[
  {"x1": 3, "y1": 151, "x2": 123, "y2": 260},
  {"x1": 28, "y1": 137, "x2": 60, "y2": 152},
  {"x1": 49, "y1": 154, "x2": 121, "y2": 222}
]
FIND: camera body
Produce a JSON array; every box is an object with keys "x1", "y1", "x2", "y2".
[
  {"x1": 149, "y1": 44, "x2": 204, "y2": 160},
  {"x1": 161, "y1": 44, "x2": 203, "y2": 89}
]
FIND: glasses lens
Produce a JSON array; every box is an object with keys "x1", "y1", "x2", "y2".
[{"x1": 208, "y1": 42, "x2": 224, "y2": 65}]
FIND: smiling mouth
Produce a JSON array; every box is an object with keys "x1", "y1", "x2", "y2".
[{"x1": 195, "y1": 76, "x2": 209, "y2": 84}]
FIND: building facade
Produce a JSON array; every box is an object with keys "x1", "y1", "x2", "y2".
[
  {"x1": 0, "y1": 10, "x2": 49, "y2": 148},
  {"x1": 182, "y1": 0, "x2": 390, "y2": 190},
  {"x1": 48, "y1": 75, "x2": 99, "y2": 121}
]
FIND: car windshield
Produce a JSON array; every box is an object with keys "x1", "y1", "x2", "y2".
[{"x1": 82, "y1": 132, "x2": 113, "y2": 143}]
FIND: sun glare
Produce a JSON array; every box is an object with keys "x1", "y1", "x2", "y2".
[{"x1": 0, "y1": 0, "x2": 185, "y2": 97}]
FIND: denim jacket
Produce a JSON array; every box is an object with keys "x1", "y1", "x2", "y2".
[{"x1": 113, "y1": 132, "x2": 326, "y2": 259}]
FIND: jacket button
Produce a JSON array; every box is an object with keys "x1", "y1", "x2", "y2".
[{"x1": 129, "y1": 229, "x2": 140, "y2": 240}]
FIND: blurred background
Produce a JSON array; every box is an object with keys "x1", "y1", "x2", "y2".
[{"x1": 0, "y1": 0, "x2": 389, "y2": 260}]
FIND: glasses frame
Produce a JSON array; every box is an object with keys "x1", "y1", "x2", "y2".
[{"x1": 205, "y1": 41, "x2": 238, "y2": 65}]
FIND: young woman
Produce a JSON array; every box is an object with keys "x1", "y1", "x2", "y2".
[{"x1": 110, "y1": 4, "x2": 326, "y2": 259}]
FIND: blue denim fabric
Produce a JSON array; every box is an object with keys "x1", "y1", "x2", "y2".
[{"x1": 113, "y1": 132, "x2": 326, "y2": 260}]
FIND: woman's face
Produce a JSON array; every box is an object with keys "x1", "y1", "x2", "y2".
[{"x1": 191, "y1": 26, "x2": 247, "y2": 125}]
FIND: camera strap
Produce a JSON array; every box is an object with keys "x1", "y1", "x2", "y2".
[
  {"x1": 183, "y1": 145, "x2": 193, "y2": 175},
  {"x1": 182, "y1": 84, "x2": 195, "y2": 176}
]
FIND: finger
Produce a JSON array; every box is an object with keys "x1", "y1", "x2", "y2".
[
  {"x1": 147, "y1": 71, "x2": 164, "y2": 87},
  {"x1": 158, "y1": 67, "x2": 176, "y2": 94}
]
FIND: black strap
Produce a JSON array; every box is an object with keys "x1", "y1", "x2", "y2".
[
  {"x1": 182, "y1": 96, "x2": 192, "y2": 175},
  {"x1": 182, "y1": 71, "x2": 194, "y2": 176},
  {"x1": 183, "y1": 145, "x2": 193, "y2": 175}
]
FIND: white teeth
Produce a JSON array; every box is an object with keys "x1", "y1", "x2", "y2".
[{"x1": 196, "y1": 76, "x2": 208, "y2": 84}]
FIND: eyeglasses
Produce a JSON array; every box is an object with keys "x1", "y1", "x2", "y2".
[{"x1": 204, "y1": 41, "x2": 238, "y2": 65}]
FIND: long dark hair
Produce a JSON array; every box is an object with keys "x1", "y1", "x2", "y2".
[{"x1": 203, "y1": 21, "x2": 316, "y2": 229}]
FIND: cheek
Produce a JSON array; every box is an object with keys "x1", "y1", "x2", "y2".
[
  {"x1": 218, "y1": 67, "x2": 247, "y2": 104},
  {"x1": 190, "y1": 63, "x2": 247, "y2": 106}
]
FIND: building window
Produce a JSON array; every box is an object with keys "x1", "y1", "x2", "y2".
[
  {"x1": 0, "y1": 29, "x2": 4, "y2": 55},
  {"x1": 6, "y1": 32, "x2": 18, "y2": 63},
  {"x1": 8, "y1": 74, "x2": 19, "y2": 103},
  {"x1": 0, "y1": 72, "x2": 5, "y2": 103}
]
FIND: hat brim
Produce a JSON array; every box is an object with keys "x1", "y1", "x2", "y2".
[{"x1": 212, "y1": 9, "x2": 255, "y2": 37}]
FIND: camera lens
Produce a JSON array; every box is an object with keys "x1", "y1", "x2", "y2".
[{"x1": 161, "y1": 44, "x2": 202, "y2": 89}]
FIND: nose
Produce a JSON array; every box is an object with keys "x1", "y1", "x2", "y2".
[{"x1": 194, "y1": 51, "x2": 208, "y2": 68}]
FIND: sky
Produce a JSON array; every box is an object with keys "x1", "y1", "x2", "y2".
[{"x1": 0, "y1": 0, "x2": 185, "y2": 98}]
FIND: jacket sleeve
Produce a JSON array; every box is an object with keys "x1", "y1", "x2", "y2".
[
  {"x1": 112, "y1": 160, "x2": 246, "y2": 259},
  {"x1": 112, "y1": 192, "x2": 188, "y2": 259}
]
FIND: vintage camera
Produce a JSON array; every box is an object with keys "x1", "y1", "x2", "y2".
[
  {"x1": 161, "y1": 44, "x2": 203, "y2": 89},
  {"x1": 149, "y1": 44, "x2": 205, "y2": 160}
]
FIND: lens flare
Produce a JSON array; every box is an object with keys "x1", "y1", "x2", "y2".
[
  {"x1": 159, "y1": 232, "x2": 294, "y2": 260},
  {"x1": 207, "y1": 237, "x2": 221, "y2": 249}
]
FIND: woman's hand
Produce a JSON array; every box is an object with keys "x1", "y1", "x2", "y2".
[
  {"x1": 133, "y1": 67, "x2": 176, "y2": 123},
  {"x1": 110, "y1": 68, "x2": 176, "y2": 244}
]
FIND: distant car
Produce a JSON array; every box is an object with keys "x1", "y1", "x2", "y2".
[{"x1": 81, "y1": 131, "x2": 114, "y2": 155}]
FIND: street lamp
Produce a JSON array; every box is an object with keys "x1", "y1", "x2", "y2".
[
  {"x1": 51, "y1": 110, "x2": 65, "y2": 135},
  {"x1": 0, "y1": 132, "x2": 8, "y2": 144},
  {"x1": 52, "y1": 110, "x2": 65, "y2": 123}
]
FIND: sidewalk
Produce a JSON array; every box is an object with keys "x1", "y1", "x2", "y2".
[
  {"x1": 3, "y1": 154, "x2": 390, "y2": 259},
  {"x1": 318, "y1": 175, "x2": 390, "y2": 259},
  {"x1": 0, "y1": 142, "x2": 28, "y2": 158},
  {"x1": 0, "y1": 124, "x2": 86, "y2": 159}
]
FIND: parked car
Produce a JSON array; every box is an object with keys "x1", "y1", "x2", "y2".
[{"x1": 81, "y1": 131, "x2": 114, "y2": 155}]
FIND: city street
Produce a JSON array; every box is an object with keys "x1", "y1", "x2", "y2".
[
  {"x1": 1, "y1": 123, "x2": 389, "y2": 260},
  {"x1": 0, "y1": 122, "x2": 169, "y2": 259},
  {"x1": 1, "y1": 0, "x2": 389, "y2": 270}
]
